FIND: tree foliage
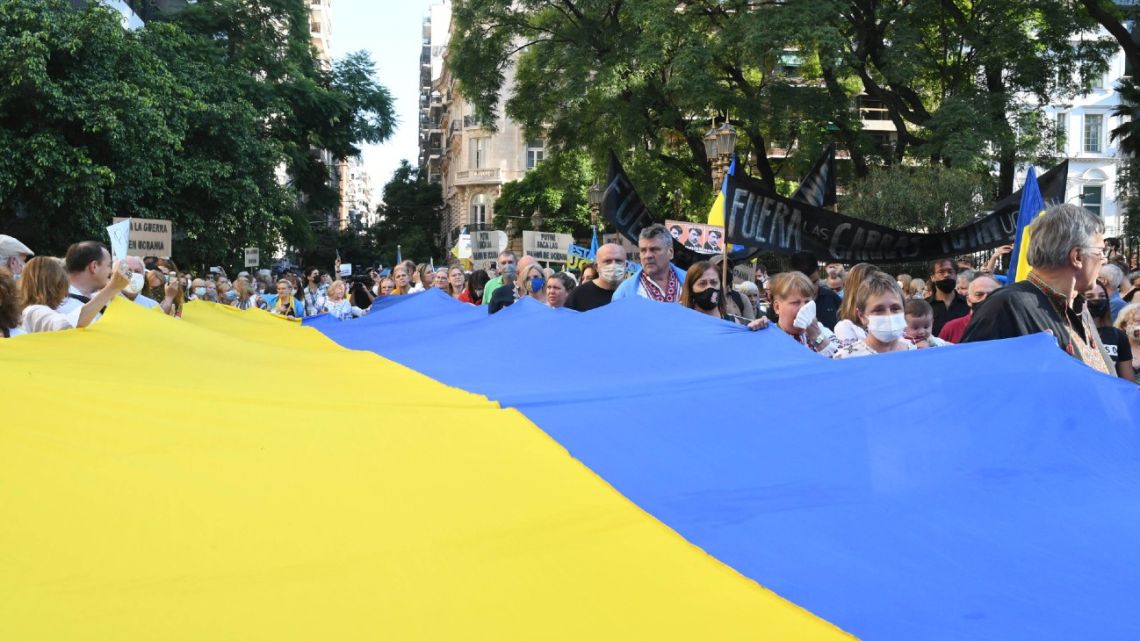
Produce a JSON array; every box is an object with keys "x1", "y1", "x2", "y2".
[
  {"x1": 449, "y1": 0, "x2": 1116, "y2": 233},
  {"x1": 0, "y1": 0, "x2": 394, "y2": 271},
  {"x1": 493, "y1": 150, "x2": 594, "y2": 236},
  {"x1": 367, "y1": 161, "x2": 444, "y2": 267},
  {"x1": 840, "y1": 164, "x2": 994, "y2": 233}
]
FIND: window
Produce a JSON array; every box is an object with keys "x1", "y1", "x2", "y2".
[
  {"x1": 526, "y1": 139, "x2": 545, "y2": 169},
  {"x1": 1084, "y1": 114, "x2": 1103, "y2": 154},
  {"x1": 1055, "y1": 112, "x2": 1067, "y2": 152},
  {"x1": 1082, "y1": 185, "x2": 1103, "y2": 216},
  {"x1": 469, "y1": 137, "x2": 489, "y2": 169},
  {"x1": 470, "y1": 195, "x2": 487, "y2": 226}
]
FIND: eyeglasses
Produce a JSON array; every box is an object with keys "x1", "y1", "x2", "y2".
[{"x1": 1082, "y1": 246, "x2": 1109, "y2": 260}]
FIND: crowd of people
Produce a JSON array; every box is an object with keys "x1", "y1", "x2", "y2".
[{"x1": 2, "y1": 204, "x2": 1138, "y2": 383}]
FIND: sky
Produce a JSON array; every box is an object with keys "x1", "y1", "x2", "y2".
[{"x1": 330, "y1": 0, "x2": 432, "y2": 199}]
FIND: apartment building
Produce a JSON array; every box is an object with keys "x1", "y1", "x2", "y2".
[{"x1": 418, "y1": 1, "x2": 547, "y2": 250}]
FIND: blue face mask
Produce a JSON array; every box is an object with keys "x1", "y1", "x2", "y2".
[
  {"x1": 530, "y1": 276, "x2": 545, "y2": 292},
  {"x1": 225, "y1": 290, "x2": 238, "y2": 301}
]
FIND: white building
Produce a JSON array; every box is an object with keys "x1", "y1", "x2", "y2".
[
  {"x1": 419, "y1": 1, "x2": 453, "y2": 183},
  {"x1": 342, "y1": 157, "x2": 376, "y2": 228},
  {"x1": 1039, "y1": 40, "x2": 1128, "y2": 238},
  {"x1": 421, "y1": 2, "x2": 547, "y2": 250}
]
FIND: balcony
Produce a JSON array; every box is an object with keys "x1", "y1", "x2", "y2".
[
  {"x1": 454, "y1": 168, "x2": 502, "y2": 185},
  {"x1": 857, "y1": 98, "x2": 896, "y2": 132}
]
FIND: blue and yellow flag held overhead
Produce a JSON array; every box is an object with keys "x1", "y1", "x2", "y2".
[{"x1": 1007, "y1": 166, "x2": 1046, "y2": 283}]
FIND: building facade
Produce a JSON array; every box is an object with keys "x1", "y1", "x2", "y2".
[
  {"x1": 418, "y1": 1, "x2": 547, "y2": 250},
  {"x1": 342, "y1": 157, "x2": 376, "y2": 228},
  {"x1": 1039, "y1": 41, "x2": 1128, "y2": 238}
]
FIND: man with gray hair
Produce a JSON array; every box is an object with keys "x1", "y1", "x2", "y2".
[
  {"x1": 963, "y1": 204, "x2": 1116, "y2": 375},
  {"x1": 1099, "y1": 263, "x2": 1126, "y2": 320},
  {"x1": 613, "y1": 224, "x2": 686, "y2": 303},
  {"x1": 119, "y1": 256, "x2": 162, "y2": 310},
  {"x1": 0, "y1": 234, "x2": 33, "y2": 279},
  {"x1": 481, "y1": 250, "x2": 518, "y2": 305}
]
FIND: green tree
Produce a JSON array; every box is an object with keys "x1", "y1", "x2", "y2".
[
  {"x1": 834, "y1": 0, "x2": 1113, "y2": 194},
  {"x1": 449, "y1": 0, "x2": 1113, "y2": 216},
  {"x1": 839, "y1": 164, "x2": 994, "y2": 233},
  {"x1": 369, "y1": 161, "x2": 444, "y2": 267},
  {"x1": 492, "y1": 150, "x2": 594, "y2": 237},
  {"x1": 450, "y1": 0, "x2": 841, "y2": 218},
  {"x1": 0, "y1": 0, "x2": 395, "y2": 270}
]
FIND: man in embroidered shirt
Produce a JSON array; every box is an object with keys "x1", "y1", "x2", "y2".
[
  {"x1": 57, "y1": 241, "x2": 113, "y2": 328},
  {"x1": 962, "y1": 204, "x2": 1116, "y2": 375},
  {"x1": 613, "y1": 224, "x2": 686, "y2": 303}
]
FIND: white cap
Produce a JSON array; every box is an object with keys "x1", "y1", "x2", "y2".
[{"x1": 0, "y1": 235, "x2": 33, "y2": 259}]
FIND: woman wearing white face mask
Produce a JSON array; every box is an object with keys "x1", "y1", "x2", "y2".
[
  {"x1": 833, "y1": 271, "x2": 915, "y2": 358},
  {"x1": 1113, "y1": 303, "x2": 1140, "y2": 380}
]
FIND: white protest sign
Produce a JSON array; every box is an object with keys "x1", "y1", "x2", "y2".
[
  {"x1": 244, "y1": 247, "x2": 260, "y2": 268},
  {"x1": 470, "y1": 230, "x2": 508, "y2": 270},
  {"x1": 339, "y1": 263, "x2": 352, "y2": 277},
  {"x1": 112, "y1": 217, "x2": 173, "y2": 257},
  {"x1": 106, "y1": 219, "x2": 131, "y2": 261},
  {"x1": 522, "y1": 231, "x2": 573, "y2": 264},
  {"x1": 458, "y1": 233, "x2": 472, "y2": 259}
]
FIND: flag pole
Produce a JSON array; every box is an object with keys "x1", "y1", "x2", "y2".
[{"x1": 720, "y1": 160, "x2": 729, "y2": 308}]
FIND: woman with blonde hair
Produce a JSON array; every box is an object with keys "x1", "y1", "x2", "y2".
[
  {"x1": 1114, "y1": 303, "x2": 1140, "y2": 380},
  {"x1": 413, "y1": 263, "x2": 434, "y2": 292},
  {"x1": 833, "y1": 271, "x2": 914, "y2": 358},
  {"x1": 834, "y1": 263, "x2": 881, "y2": 345},
  {"x1": 446, "y1": 265, "x2": 466, "y2": 299},
  {"x1": 19, "y1": 256, "x2": 129, "y2": 333},
  {"x1": 391, "y1": 263, "x2": 412, "y2": 295},
  {"x1": 770, "y1": 271, "x2": 837, "y2": 355},
  {"x1": 517, "y1": 262, "x2": 546, "y2": 302},
  {"x1": 324, "y1": 279, "x2": 365, "y2": 320}
]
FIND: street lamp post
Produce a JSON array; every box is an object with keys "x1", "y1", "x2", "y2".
[
  {"x1": 703, "y1": 118, "x2": 737, "y2": 188},
  {"x1": 704, "y1": 116, "x2": 737, "y2": 291},
  {"x1": 588, "y1": 183, "x2": 603, "y2": 229}
]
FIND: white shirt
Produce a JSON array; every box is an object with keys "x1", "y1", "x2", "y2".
[
  {"x1": 833, "y1": 319, "x2": 867, "y2": 345},
  {"x1": 22, "y1": 305, "x2": 73, "y2": 333},
  {"x1": 56, "y1": 284, "x2": 101, "y2": 328}
]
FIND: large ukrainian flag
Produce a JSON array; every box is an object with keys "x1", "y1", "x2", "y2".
[{"x1": 0, "y1": 299, "x2": 849, "y2": 640}]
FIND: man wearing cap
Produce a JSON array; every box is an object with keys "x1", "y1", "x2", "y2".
[
  {"x1": 57, "y1": 241, "x2": 113, "y2": 327},
  {"x1": 0, "y1": 235, "x2": 34, "y2": 279}
]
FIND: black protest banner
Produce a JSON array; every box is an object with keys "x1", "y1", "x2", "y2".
[
  {"x1": 724, "y1": 161, "x2": 1068, "y2": 263},
  {"x1": 602, "y1": 153, "x2": 755, "y2": 268},
  {"x1": 790, "y1": 143, "x2": 837, "y2": 208},
  {"x1": 603, "y1": 148, "x2": 845, "y2": 267}
]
